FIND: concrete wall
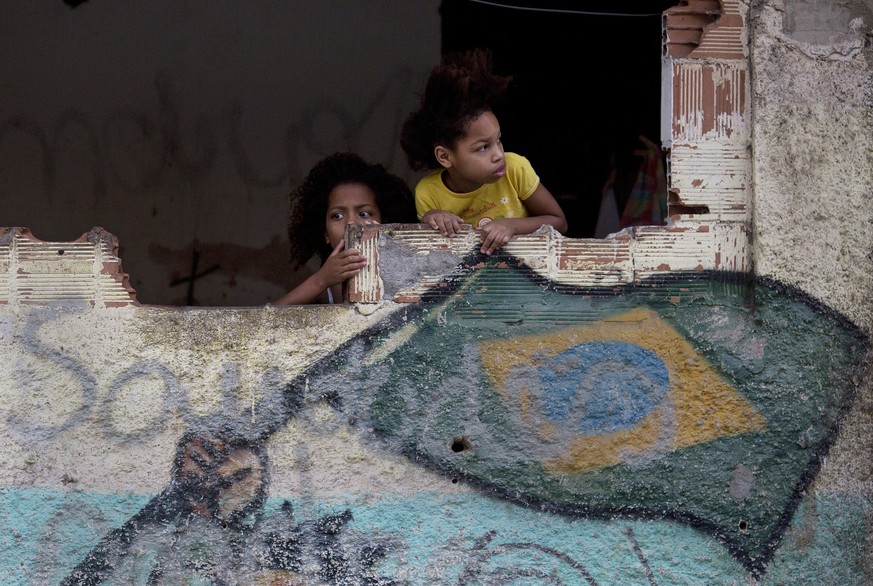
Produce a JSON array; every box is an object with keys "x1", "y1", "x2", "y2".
[
  {"x1": 1, "y1": 0, "x2": 872, "y2": 584},
  {"x1": 751, "y1": 0, "x2": 873, "y2": 334},
  {"x1": 748, "y1": 4, "x2": 873, "y2": 582},
  {"x1": 1, "y1": 223, "x2": 869, "y2": 584},
  {"x1": 0, "y1": 1, "x2": 440, "y2": 306}
]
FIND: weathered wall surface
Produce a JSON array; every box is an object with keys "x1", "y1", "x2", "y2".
[
  {"x1": 749, "y1": 2, "x2": 873, "y2": 569},
  {"x1": 0, "y1": 222, "x2": 870, "y2": 584},
  {"x1": 751, "y1": 0, "x2": 873, "y2": 334},
  {"x1": 1, "y1": 0, "x2": 872, "y2": 584},
  {"x1": 0, "y1": 1, "x2": 440, "y2": 306}
]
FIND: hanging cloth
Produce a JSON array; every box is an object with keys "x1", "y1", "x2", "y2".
[
  {"x1": 619, "y1": 136, "x2": 668, "y2": 228},
  {"x1": 595, "y1": 173, "x2": 621, "y2": 238}
]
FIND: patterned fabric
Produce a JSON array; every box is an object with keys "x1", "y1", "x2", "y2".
[{"x1": 620, "y1": 143, "x2": 667, "y2": 227}]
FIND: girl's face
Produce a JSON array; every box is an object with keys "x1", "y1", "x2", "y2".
[
  {"x1": 437, "y1": 110, "x2": 506, "y2": 194},
  {"x1": 324, "y1": 183, "x2": 381, "y2": 249}
]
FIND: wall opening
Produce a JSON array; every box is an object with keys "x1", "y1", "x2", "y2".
[{"x1": 440, "y1": 0, "x2": 678, "y2": 238}]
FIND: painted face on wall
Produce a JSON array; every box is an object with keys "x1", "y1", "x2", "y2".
[
  {"x1": 324, "y1": 183, "x2": 382, "y2": 249},
  {"x1": 176, "y1": 431, "x2": 267, "y2": 523}
]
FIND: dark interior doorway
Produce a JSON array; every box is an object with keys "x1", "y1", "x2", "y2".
[{"x1": 440, "y1": 0, "x2": 677, "y2": 237}]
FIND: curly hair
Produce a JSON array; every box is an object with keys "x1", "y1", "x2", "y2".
[
  {"x1": 286, "y1": 152, "x2": 416, "y2": 269},
  {"x1": 400, "y1": 48, "x2": 512, "y2": 171}
]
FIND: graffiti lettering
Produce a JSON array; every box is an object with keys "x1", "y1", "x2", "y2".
[
  {"x1": 8, "y1": 312, "x2": 311, "y2": 443},
  {"x1": 101, "y1": 360, "x2": 188, "y2": 441},
  {"x1": 0, "y1": 68, "x2": 416, "y2": 200},
  {"x1": 10, "y1": 311, "x2": 97, "y2": 441}
]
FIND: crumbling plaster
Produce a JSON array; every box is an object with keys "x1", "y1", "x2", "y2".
[
  {"x1": 750, "y1": 0, "x2": 873, "y2": 335},
  {"x1": 2, "y1": 224, "x2": 870, "y2": 583},
  {"x1": 1, "y1": 1, "x2": 873, "y2": 583},
  {"x1": 748, "y1": 0, "x2": 873, "y2": 551}
]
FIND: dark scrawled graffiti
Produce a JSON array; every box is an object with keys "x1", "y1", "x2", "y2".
[{"x1": 0, "y1": 69, "x2": 415, "y2": 199}]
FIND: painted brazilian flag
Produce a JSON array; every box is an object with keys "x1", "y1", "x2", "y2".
[{"x1": 318, "y1": 260, "x2": 867, "y2": 576}]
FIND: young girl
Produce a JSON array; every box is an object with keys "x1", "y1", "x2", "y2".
[
  {"x1": 400, "y1": 48, "x2": 567, "y2": 256},
  {"x1": 273, "y1": 152, "x2": 416, "y2": 305}
]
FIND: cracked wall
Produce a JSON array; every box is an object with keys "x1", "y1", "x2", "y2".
[{"x1": 1, "y1": 0, "x2": 872, "y2": 583}]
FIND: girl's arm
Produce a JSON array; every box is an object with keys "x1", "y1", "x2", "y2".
[
  {"x1": 273, "y1": 272, "x2": 332, "y2": 305},
  {"x1": 518, "y1": 183, "x2": 568, "y2": 233},
  {"x1": 477, "y1": 183, "x2": 568, "y2": 255},
  {"x1": 273, "y1": 241, "x2": 367, "y2": 305}
]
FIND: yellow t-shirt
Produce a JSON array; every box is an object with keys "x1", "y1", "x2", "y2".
[{"x1": 414, "y1": 152, "x2": 540, "y2": 228}]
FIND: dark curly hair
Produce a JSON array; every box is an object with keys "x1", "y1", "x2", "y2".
[
  {"x1": 286, "y1": 152, "x2": 416, "y2": 269},
  {"x1": 400, "y1": 48, "x2": 512, "y2": 171}
]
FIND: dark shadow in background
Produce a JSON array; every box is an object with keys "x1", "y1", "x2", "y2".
[{"x1": 440, "y1": 0, "x2": 677, "y2": 237}]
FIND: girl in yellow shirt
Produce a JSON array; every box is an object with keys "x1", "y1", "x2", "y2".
[{"x1": 401, "y1": 49, "x2": 567, "y2": 255}]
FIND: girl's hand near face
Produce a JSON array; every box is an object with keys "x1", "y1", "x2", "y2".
[
  {"x1": 272, "y1": 238, "x2": 369, "y2": 305},
  {"x1": 317, "y1": 239, "x2": 367, "y2": 288}
]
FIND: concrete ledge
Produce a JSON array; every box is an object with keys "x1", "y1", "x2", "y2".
[
  {"x1": 347, "y1": 221, "x2": 750, "y2": 304},
  {"x1": 0, "y1": 227, "x2": 137, "y2": 307}
]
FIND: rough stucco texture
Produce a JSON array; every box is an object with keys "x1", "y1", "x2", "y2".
[
  {"x1": 751, "y1": 0, "x2": 873, "y2": 335},
  {"x1": 749, "y1": 5, "x2": 873, "y2": 543},
  {"x1": 1, "y1": 237, "x2": 871, "y2": 584}
]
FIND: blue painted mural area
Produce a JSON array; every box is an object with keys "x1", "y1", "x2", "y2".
[
  {"x1": 2, "y1": 489, "x2": 870, "y2": 584},
  {"x1": 3, "y1": 261, "x2": 869, "y2": 584}
]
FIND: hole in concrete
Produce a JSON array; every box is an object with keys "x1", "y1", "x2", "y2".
[
  {"x1": 671, "y1": 204, "x2": 710, "y2": 215},
  {"x1": 667, "y1": 192, "x2": 711, "y2": 216},
  {"x1": 452, "y1": 477, "x2": 459, "y2": 484},
  {"x1": 663, "y1": 0, "x2": 722, "y2": 58},
  {"x1": 57, "y1": 249, "x2": 65, "y2": 255},
  {"x1": 451, "y1": 436, "x2": 472, "y2": 453}
]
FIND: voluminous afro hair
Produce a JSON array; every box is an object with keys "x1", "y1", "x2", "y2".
[
  {"x1": 286, "y1": 152, "x2": 416, "y2": 270},
  {"x1": 400, "y1": 48, "x2": 512, "y2": 171}
]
